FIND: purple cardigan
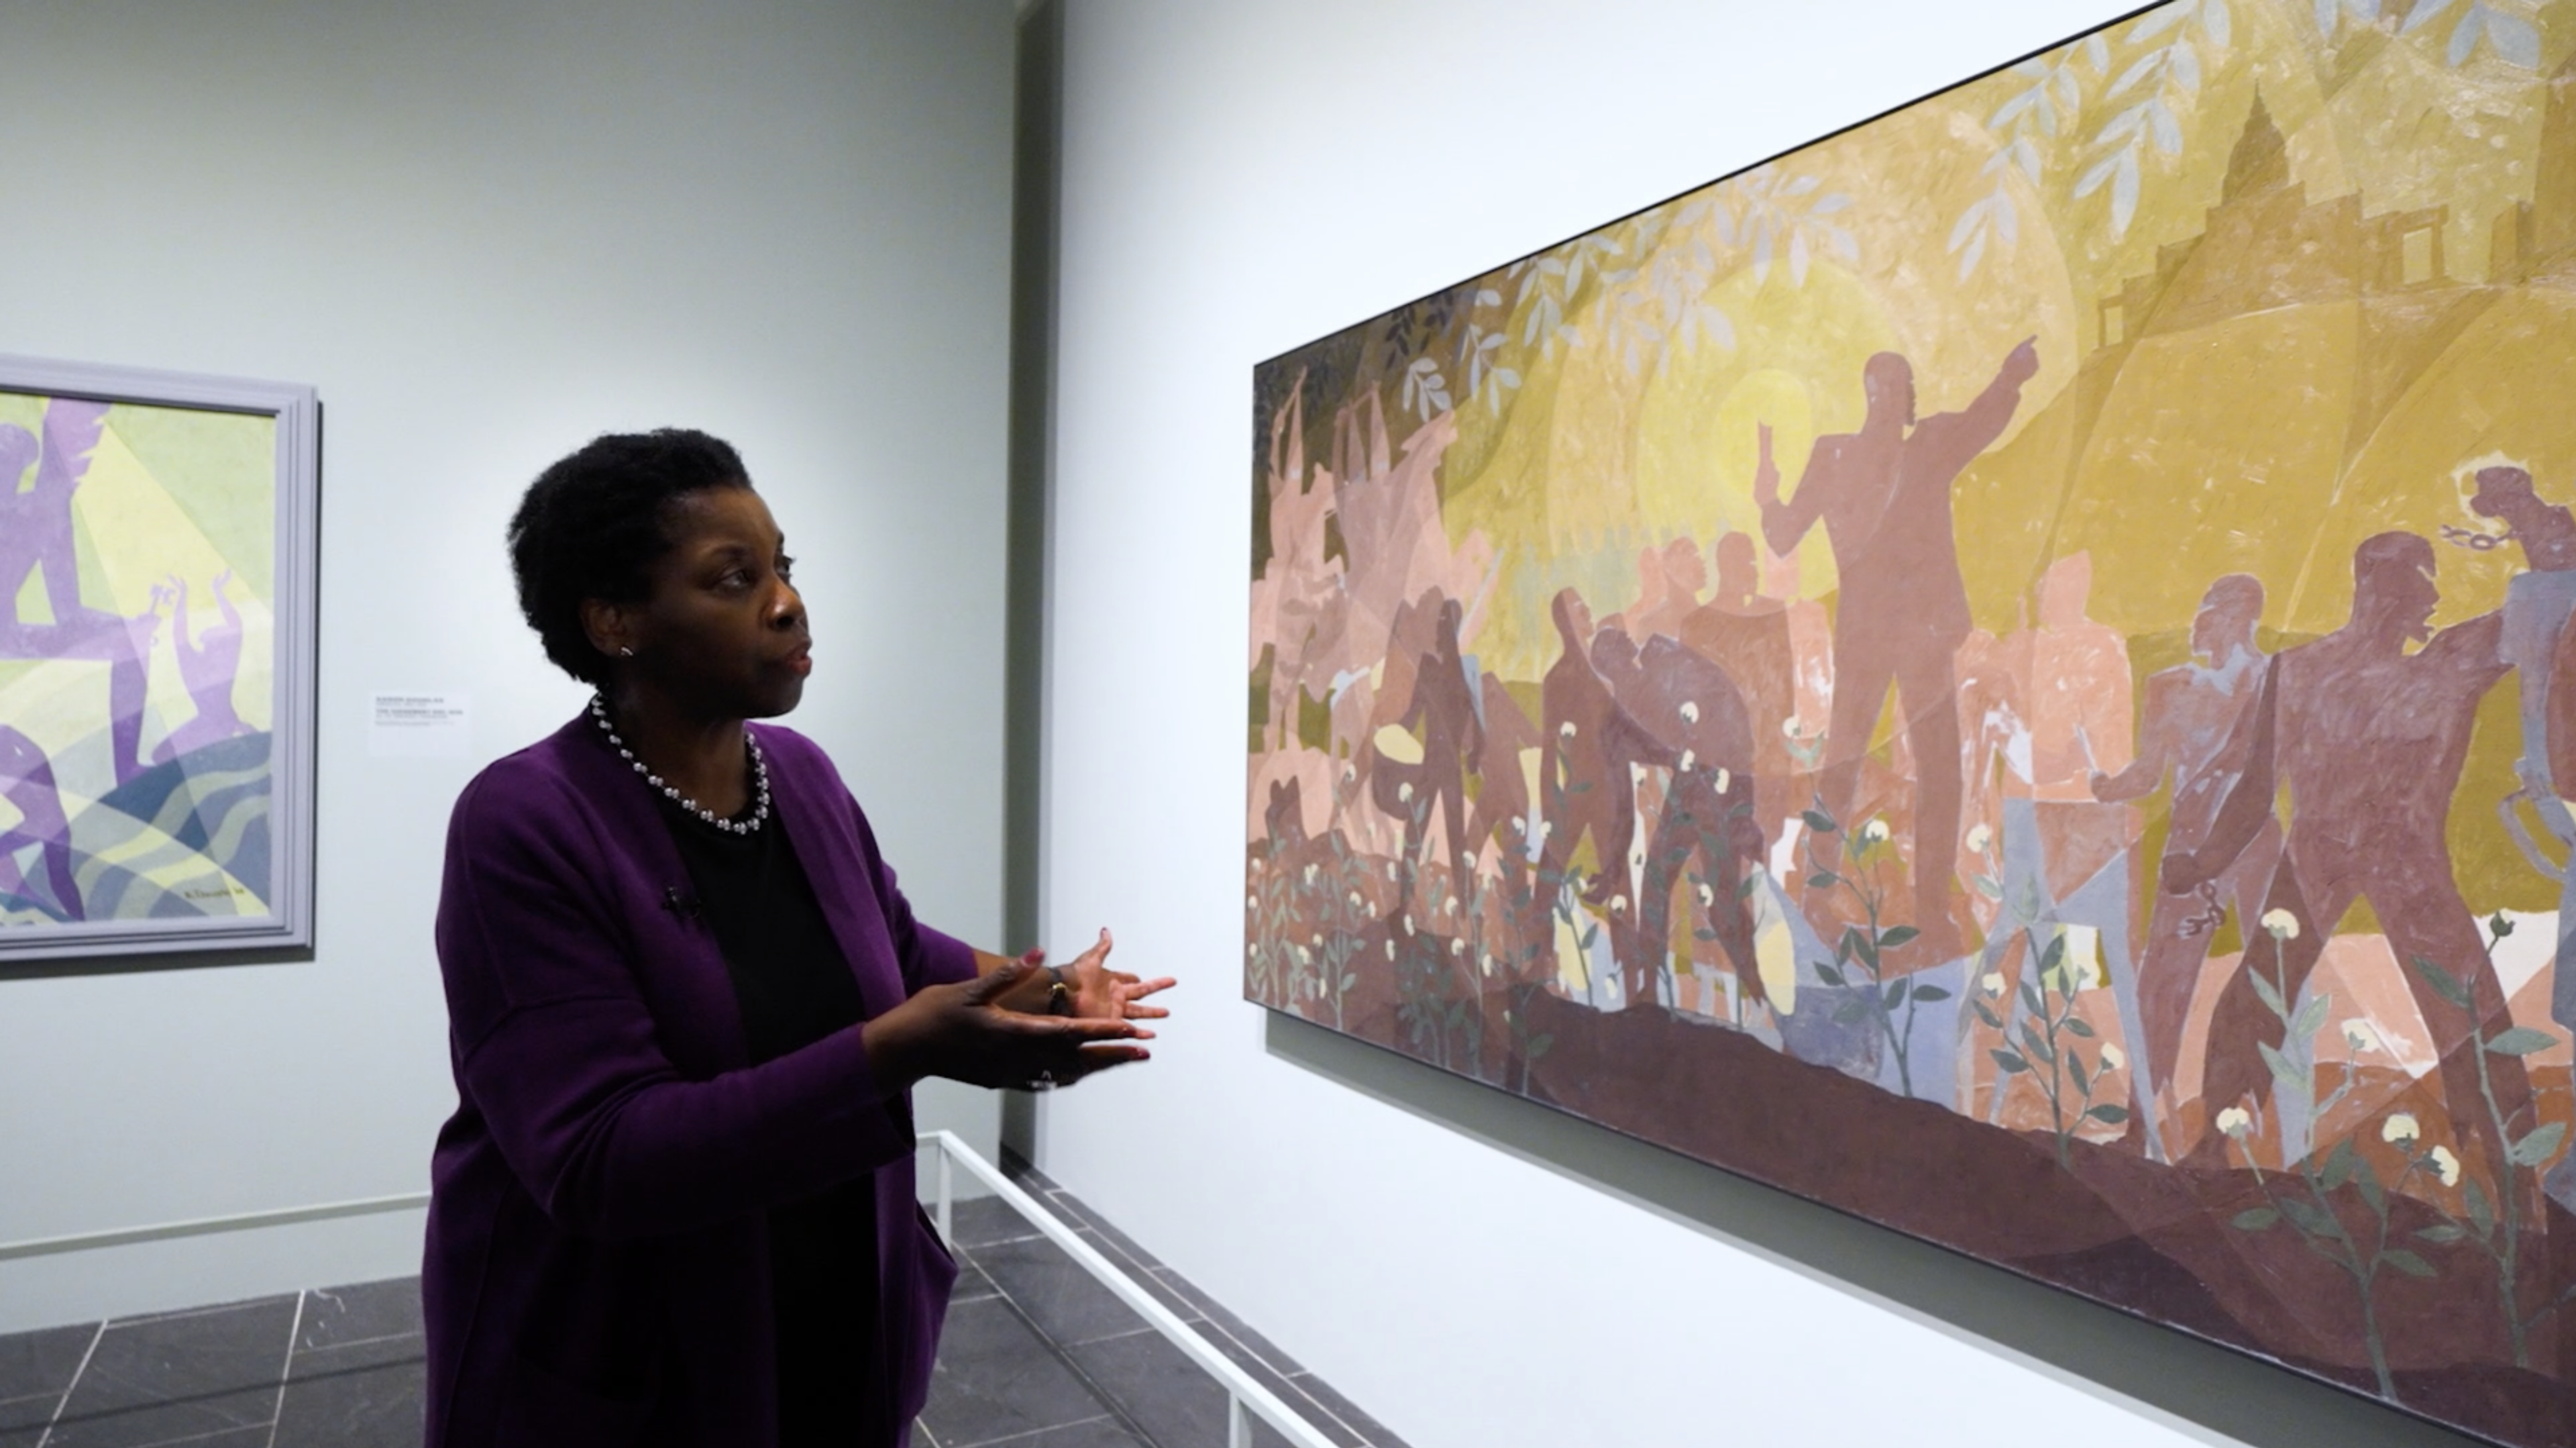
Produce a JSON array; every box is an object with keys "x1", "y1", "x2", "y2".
[{"x1": 423, "y1": 715, "x2": 977, "y2": 1447}]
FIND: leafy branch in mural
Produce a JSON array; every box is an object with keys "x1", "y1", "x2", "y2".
[
  {"x1": 1679, "y1": 785, "x2": 1766, "y2": 1027},
  {"x1": 2076, "y1": 0, "x2": 2233, "y2": 238},
  {"x1": 1951, "y1": 37, "x2": 2108, "y2": 280},
  {"x1": 1505, "y1": 228, "x2": 1633, "y2": 366},
  {"x1": 1635, "y1": 203, "x2": 1737, "y2": 361},
  {"x1": 1503, "y1": 986, "x2": 1556, "y2": 1092},
  {"x1": 1453, "y1": 287, "x2": 1522, "y2": 417},
  {"x1": 1580, "y1": 204, "x2": 1741, "y2": 378},
  {"x1": 2220, "y1": 910, "x2": 2422, "y2": 1399},
  {"x1": 1501, "y1": 203, "x2": 1739, "y2": 384},
  {"x1": 1798, "y1": 803, "x2": 1946, "y2": 1100},
  {"x1": 2241, "y1": 909, "x2": 2341, "y2": 1166},
  {"x1": 1246, "y1": 842, "x2": 1299, "y2": 1007},
  {"x1": 2228, "y1": 1106, "x2": 2445, "y2": 1402},
  {"x1": 1491, "y1": 812, "x2": 1564, "y2": 1093},
  {"x1": 1978, "y1": 925, "x2": 2126, "y2": 1168},
  {"x1": 2392, "y1": 0, "x2": 2542, "y2": 68},
  {"x1": 1709, "y1": 165, "x2": 1857, "y2": 291},
  {"x1": 1476, "y1": 162, "x2": 1861, "y2": 398},
  {"x1": 2412, "y1": 915, "x2": 2569, "y2": 1367},
  {"x1": 1352, "y1": 286, "x2": 1473, "y2": 430},
  {"x1": 1275, "y1": 833, "x2": 1367, "y2": 1031},
  {"x1": 1399, "y1": 356, "x2": 1454, "y2": 425},
  {"x1": 1391, "y1": 821, "x2": 1484, "y2": 1074},
  {"x1": 2214, "y1": 907, "x2": 2378, "y2": 1166},
  {"x1": 1530, "y1": 721, "x2": 1607, "y2": 1012}
]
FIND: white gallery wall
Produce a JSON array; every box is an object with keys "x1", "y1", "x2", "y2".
[
  {"x1": 0, "y1": 0, "x2": 1014, "y2": 1330},
  {"x1": 1032, "y1": 3, "x2": 2473, "y2": 1446}
]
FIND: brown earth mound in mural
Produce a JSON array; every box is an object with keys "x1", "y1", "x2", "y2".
[{"x1": 1334, "y1": 988, "x2": 2576, "y2": 1446}]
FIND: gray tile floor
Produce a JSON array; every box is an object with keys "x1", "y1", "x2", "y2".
[
  {"x1": 0, "y1": 1279, "x2": 424, "y2": 1448},
  {"x1": 0, "y1": 1160, "x2": 1403, "y2": 1448}
]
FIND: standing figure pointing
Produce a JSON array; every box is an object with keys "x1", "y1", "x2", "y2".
[{"x1": 1756, "y1": 340, "x2": 2039, "y2": 958}]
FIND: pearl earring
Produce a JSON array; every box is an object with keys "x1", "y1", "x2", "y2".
[{"x1": 619, "y1": 645, "x2": 635, "y2": 658}]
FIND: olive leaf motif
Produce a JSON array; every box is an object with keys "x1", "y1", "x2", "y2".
[
  {"x1": 2072, "y1": 0, "x2": 2233, "y2": 238},
  {"x1": 1953, "y1": 38, "x2": 2104, "y2": 280},
  {"x1": 2395, "y1": 0, "x2": 2542, "y2": 68}
]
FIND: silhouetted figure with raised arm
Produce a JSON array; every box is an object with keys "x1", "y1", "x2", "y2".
[
  {"x1": 155, "y1": 572, "x2": 255, "y2": 764},
  {"x1": 2173, "y1": 533, "x2": 2531, "y2": 1177},
  {"x1": 0, "y1": 403, "x2": 107, "y2": 632},
  {"x1": 2091, "y1": 574, "x2": 2276, "y2": 1150},
  {"x1": 0, "y1": 399, "x2": 157, "y2": 785},
  {"x1": 2467, "y1": 464, "x2": 2576, "y2": 1206},
  {"x1": 1756, "y1": 341, "x2": 2039, "y2": 959}
]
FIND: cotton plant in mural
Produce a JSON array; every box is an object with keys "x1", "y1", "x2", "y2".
[
  {"x1": 1245, "y1": 1, "x2": 2576, "y2": 1438},
  {"x1": 0, "y1": 393, "x2": 277, "y2": 927}
]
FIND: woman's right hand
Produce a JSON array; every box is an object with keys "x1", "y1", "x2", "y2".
[{"x1": 863, "y1": 960, "x2": 1152, "y2": 1092}]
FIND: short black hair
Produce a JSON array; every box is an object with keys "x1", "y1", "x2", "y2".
[{"x1": 507, "y1": 429, "x2": 751, "y2": 683}]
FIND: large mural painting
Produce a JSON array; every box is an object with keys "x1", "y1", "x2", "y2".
[{"x1": 1244, "y1": 2, "x2": 2576, "y2": 1439}]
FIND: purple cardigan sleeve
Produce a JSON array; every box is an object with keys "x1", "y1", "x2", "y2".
[{"x1": 437, "y1": 769, "x2": 918, "y2": 1241}]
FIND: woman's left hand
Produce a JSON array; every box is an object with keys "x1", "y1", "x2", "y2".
[{"x1": 1046, "y1": 928, "x2": 1173, "y2": 1022}]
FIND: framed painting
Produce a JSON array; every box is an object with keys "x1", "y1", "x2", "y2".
[
  {"x1": 0, "y1": 354, "x2": 317, "y2": 962},
  {"x1": 1245, "y1": 1, "x2": 2576, "y2": 1441}
]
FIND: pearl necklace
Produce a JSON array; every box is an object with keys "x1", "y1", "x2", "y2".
[{"x1": 588, "y1": 694, "x2": 771, "y2": 835}]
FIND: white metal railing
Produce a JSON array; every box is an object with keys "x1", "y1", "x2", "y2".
[
  {"x1": 0, "y1": 1192, "x2": 431, "y2": 1263},
  {"x1": 918, "y1": 1130, "x2": 1336, "y2": 1448},
  {"x1": 0, "y1": 1140, "x2": 1340, "y2": 1448}
]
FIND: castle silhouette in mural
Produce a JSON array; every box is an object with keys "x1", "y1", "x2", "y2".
[{"x1": 1250, "y1": 7, "x2": 2576, "y2": 1441}]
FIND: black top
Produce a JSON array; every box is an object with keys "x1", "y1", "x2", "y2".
[{"x1": 663, "y1": 803, "x2": 879, "y2": 1447}]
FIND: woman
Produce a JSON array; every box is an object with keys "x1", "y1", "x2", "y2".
[{"x1": 423, "y1": 429, "x2": 1169, "y2": 1447}]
